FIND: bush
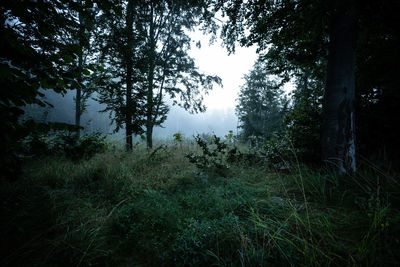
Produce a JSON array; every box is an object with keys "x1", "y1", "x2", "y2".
[
  {"x1": 186, "y1": 134, "x2": 231, "y2": 177},
  {"x1": 25, "y1": 131, "x2": 108, "y2": 160}
]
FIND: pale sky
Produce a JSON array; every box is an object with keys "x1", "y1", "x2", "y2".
[{"x1": 188, "y1": 31, "x2": 258, "y2": 111}]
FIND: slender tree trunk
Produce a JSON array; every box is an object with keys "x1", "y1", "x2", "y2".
[
  {"x1": 322, "y1": 2, "x2": 358, "y2": 175},
  {"x1": 125, "y1": 0, "x2": 134, "y2": 151},
  {"x1": 75, "y1": 83, "x2": 81, "y2": 139},
  {"x1": 146, "y1": 2, "x2": 155, "y2": 149},
  {"x1": 75, "y1": 9, "x2": 84, "y2": 140}
]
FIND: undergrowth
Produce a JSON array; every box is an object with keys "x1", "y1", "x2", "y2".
[{"x1": 0, "y1": 141, "x2": 399, "y2": 266}]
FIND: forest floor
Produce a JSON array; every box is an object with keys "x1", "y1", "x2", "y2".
[{"x1": 1, "y1": 143, "x2": 399, "y2": 266}]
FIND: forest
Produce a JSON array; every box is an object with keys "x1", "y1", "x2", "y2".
[{"x1": 1, "y1": 0, "x2": 399, "y2": 266}]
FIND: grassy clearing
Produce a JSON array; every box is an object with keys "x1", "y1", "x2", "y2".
[{"x1": 1, "y1": 143, "x2": 399, "y2": 266}]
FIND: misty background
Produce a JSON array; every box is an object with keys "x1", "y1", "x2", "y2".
[{"x1": 24, "y1": 31, "x2": 262, "y2": 140}]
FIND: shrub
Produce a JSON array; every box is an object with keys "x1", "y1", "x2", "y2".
[
  {"x1": 186, "y1": 134, "x2": 231, "y2": 177},
  {"x1": 25, "y1": 131, "x2": 108, "y2": 160}
]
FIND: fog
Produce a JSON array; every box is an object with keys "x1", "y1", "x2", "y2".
[
  {"x1": 24, "y1": 89, "x2": 239, "y2": 141},
  {"x1": 24, "y1": 31, "x2": 260, "y2": 141}
]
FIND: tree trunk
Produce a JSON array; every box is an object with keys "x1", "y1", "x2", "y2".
[
  {"x1": 146, "y1": 2, "x2": 155, "y2": 149},
  {"x1": 75, "y1": 85, "x2": 81, "y2": 140},
  {"x1": 75, "y1": 8, "x2": 84, "y2": 140},
  {"x1": 322, "y1": 2, "x2": 358, "y2": 175},
  {"x1": 125, "y1": 0, "x2": 134, "y2": 151},
  {"x1": 146, "y1": 124, "x2": 153, "y2": 149}
]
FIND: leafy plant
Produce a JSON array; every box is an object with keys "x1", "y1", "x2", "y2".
[
  {"x1": 25, "y1": 131, "x2": 108, "y2": 161},
  {"x1": 186, "y1": 134, "x2": 231, "y2": 177},
  {"x1": 173, "y1": 132, "x2": 183, "y2": 143}
]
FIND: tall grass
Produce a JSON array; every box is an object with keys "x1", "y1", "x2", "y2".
[{"x1": 1, "y1": 142, "x2": 399, "y2": 266}]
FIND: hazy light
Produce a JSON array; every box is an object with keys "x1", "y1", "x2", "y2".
[{"x1": 188, "y1": 31, "x2": 258, "y2": 111}]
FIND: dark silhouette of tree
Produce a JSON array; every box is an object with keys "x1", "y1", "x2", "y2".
[
  {"x1": 96, "y1": 0, "x2": 146, "y2": 150},
  {"x1": 0, "y1": 0, "x2": 79, "y2": 179},
  {"x1": 98, "y1": 0, "x2": 221, "y2": 149},
  {"x1": 217, "y1": 0, "x2": 360, "y2": 175},
  {"x1": 0, "y1": 0, "x2": 118, "y2": 179},
  {"x1": 218, "y1": 0, "x2": 400, "y2": 173}
]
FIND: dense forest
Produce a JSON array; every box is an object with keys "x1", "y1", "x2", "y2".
[{"x1": 1, "y1": 0, "x2": 399, "y2": 266}]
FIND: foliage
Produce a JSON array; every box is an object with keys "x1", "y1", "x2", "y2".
[
  {"x1": 224, "y1": 130, "x2": 234, "y2": 143},
  {"x1": 96, "y1": 0, "x2": 221, "y2": 148},
  {"x1": 147, "y1": 144, "x2": 171, "y2": 162},
  {"x1": 254, "y1": 132, "x2": 295, "y2": 169},
  {"x1": 173, "y1": 132, "x2": 183, "y2": 143},
  {"x1": 1, "y1": 144, "x2": 399, "y2": 266},
  {"x1": 218, "y1": 0, "x2": 400, "y2": 170},
  {"x1": 25, "y1": 131, "x2": 107, "y2": 161},
  {"x1": 186, "y1": 134, "x2": 231, "y2": 177},
  {"x1": 0, "y1": 0, "x2": 118, "y2": 179},
  {"x1": 284, "y1": 74, "x2": 323, "y2": 163}
]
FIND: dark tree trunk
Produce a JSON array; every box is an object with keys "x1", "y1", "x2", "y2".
[
  {"x1": 146, "y1": 2, "x2": 155, "y2": 149},
  {"x1": 125, "y1": 0, "x2": 134, "y2": 151},
  {"x1": 322, "y1": 2, "x2": 358, "y2": 175},
  {"x1": 146, "y1": 125, "x2": 153, "y2": 149}
]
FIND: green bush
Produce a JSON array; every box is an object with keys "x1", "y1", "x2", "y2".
[
  {"x1": 186, "y1": 134, "x2": 231, "y2": 177},
  {"x1": 25, "y1": 131, "x2": 108, "y2": 160}
]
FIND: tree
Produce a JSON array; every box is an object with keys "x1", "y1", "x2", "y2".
[
  {"x1": 321, "y1": 1, "x2": 358, "y2": 175},
  {"x1": 54, "y1": 0, "x2": 100, "y2": 139},
  {"x1": 285, "y1": 73, "x2": 323, "y2": 163},
  {"x1": 0, "y1": 0, "x2": 79, "y2": 179},
  {"x1": 236, "y1": 59, "x2": 286, "y2": 142},
  {"x1": 217, "y1": 0, "x2": 360, "y2": 175},
  {"x1": 0, "y1": 0, "x2": 117, "y2": 179},
  {"x1": 98, "y1": 0, "x2": 221, "y2": 149},
  {"x1": 136, "y1": 0, "x2": 222, "y2": 148},
  {"x1": 71, "y1": 1, "x2": 99, "y2": 139},
  {"x1": 96, "y1": 0, "x2": 145, "y2": 150}
]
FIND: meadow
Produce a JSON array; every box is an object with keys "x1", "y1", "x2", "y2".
[{"x1": 1, "y1": 137, "x2": 399, "y2": 266}]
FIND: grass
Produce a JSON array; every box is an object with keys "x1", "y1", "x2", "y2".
[{"x1": 1, "y1": 142, "x2": 399, "y2": 266}]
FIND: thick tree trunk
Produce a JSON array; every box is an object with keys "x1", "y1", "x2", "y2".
[
  {"x1": 322, "y1": 3, "x2": 358, "y2": 175},
  {"x1": 125, "y1": 0, "x2": 134, "y2": 151}
]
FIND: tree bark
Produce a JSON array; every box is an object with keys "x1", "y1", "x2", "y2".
[
  {"x1": 322, "y1": 2, "x2": 358, "y2": 175},
  {"x1": 125, "y1": 0, "x2": 134, "y2": 151}
]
